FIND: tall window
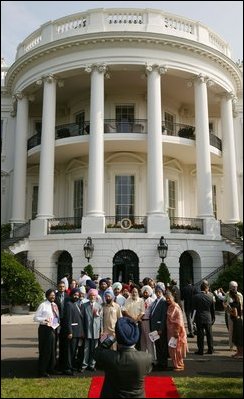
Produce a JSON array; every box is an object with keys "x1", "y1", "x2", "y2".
[
  {"x1": 164, "y1": 112, "x2": 174, "y2": 135},
  {"x1": 75, "y1": 112, "x2": 85, "y2": 135},
  {"x1": 212, "y1": 185, "x2": 217, "y2": 218},
  {"x1": 168, "y1": 180, "x2": 176, "y2": 218},
  {"x1": 73, "y1": 179, "x2": 83, "y2": 219},
  {"x1": 116, "y1": 105, "x2": 134, "y2": 132},
  {"x1": 32, "y1": 186, "x2": 39, "y2": 219},
  {"x1": 115, "y1": 176, "x2": 135, "y2": 220}
]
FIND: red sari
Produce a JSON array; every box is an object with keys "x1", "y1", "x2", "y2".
[{"x1": 167, "y1": 302, "x2": 188, "y2": 370}]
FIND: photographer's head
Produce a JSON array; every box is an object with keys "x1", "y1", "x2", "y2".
[{"x1": 115, "y1": 317, "x2": 139, "y2": 347}]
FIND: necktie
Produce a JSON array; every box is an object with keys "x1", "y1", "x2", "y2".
[
  {"x1": 51, "y1": 302, "x2": 58, "y2": 318},
  {"x1": 150, "y1": 299, "x2": 159, "y2": 315},
  {"x1": 114, "y1": 296, "x2": 117, "y2": 303}
]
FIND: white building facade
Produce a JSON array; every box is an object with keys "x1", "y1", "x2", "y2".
[{"x1": 1, "y1": 8, "x2": 243, "y2": 287}]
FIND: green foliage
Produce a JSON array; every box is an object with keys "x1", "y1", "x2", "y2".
[
  {"x1": 84, "y1": 264, "x2": 94, "y2": 279},
  {"x1": 1, "y1": 223, "x2": 11, "y2": 240},
  {"x1": 211, "y1": 259, "x2": 243, "y2": 293},
  {"x1": 156, "y1": 261, "x2": 171, "y2": 285},
  {"x1": 236, "y1": 221, "x2": 243, "y2": 238},
  {"x1": 1, "y1": 251, "x2": 44, "y2": 309}
]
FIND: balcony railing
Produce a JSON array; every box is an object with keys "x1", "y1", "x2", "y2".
[
  {"x1": 47, "y1": 217, "x2": 81, "y2": 234},
  {"x1": 105, "y1": 216, "x2": 146, "y2": 232},
  {"x1": 170, "y1": 217, "x2": 203, "y2": 234},
  {"x1": 27, "y1": 120, "x2": 222, "y2": 151}
]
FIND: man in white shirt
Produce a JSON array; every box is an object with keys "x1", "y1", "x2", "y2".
[
  {"x1": 34, "y1": 289, "x2": 60, "y2": 377},
  {"x1": 78, "y1": 270, "x2": 91, "y2": 287}
]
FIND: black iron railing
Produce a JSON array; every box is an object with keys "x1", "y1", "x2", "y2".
[
  {"x1": 105, "y1": 216, "x2": 146, "y2": 232},
  {"x1": 47, "y1": 217, "x2": 81, "y2": 234},
  {"x1": 170, "y1": 217, "x2": 203, "y2": 234}
]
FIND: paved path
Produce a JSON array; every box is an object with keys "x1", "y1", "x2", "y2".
[{"x1": 1, "y1": 312, "x2": 243, "y2": 378}]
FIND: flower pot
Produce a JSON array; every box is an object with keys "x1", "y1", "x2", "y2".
[{"x1": 11, "y1": 304, "x2": 30, "y2": 315}]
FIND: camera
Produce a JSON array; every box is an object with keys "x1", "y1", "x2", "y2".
[{"x1": 100, "y1": 335, "x2": 116, "y2": 349}]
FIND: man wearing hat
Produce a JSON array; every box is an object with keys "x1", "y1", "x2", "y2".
[{"x1": 95, "y1": 317, "x2": 152, "y2": 398}]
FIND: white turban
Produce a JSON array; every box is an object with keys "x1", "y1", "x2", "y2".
[
  {"x1": 141, "y1": 285, "x2": 153, "y2": 296},
  {"x1": 112, "y1": 282, "x2": 122, "y2": 291}
]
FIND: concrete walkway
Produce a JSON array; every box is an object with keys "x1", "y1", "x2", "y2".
[{"x1": 1, "y1": 311, "x2": 243, "y2": 378}]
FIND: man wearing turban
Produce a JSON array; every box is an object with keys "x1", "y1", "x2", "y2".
[
  {"x1": 112, "y1": 282, "x2": 126, "y2": 307},
  {"x1": 95, "y1": 317, "x2": 152, "y2": 397},
  {"x1": 101, "y1": 289, "x2": 122, "y2": 350}
]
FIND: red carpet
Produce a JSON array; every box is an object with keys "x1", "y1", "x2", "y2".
[{"x1": 88, "y1": 376, "x2": 180, "y2": 398}]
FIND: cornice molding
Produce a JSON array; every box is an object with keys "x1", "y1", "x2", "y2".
[{"x1": 5, "y1": 33, "x2": 242, "y2": 93}]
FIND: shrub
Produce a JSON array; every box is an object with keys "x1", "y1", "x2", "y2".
[
  {"x1": 84, "y1": 264, "x2": 94, "y2": 279},
  {"x1": 1, "y1": 251, "x2": 44, "y2": 309},
  {"x1": 211, "y1": 259, "x2": 243, "y2": 294},
  {"x1": 156, "y1": 262, "x2": 171, "y2": 285}
]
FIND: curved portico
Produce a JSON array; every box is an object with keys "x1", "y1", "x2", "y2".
[{"x1": 5, "y1": 7, "x2": 241, "y2": 233}]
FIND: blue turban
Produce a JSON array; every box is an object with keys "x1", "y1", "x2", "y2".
[
  {"x1": 115, "y1": 317, "x2": 139, "y2": 346},
  {"x1": 104, "y1": 288, "x2": 114, "y2": 299},
  {"x1": 86, "y1": 280, "x2": 97, "y2": 289},
  {"x1": 155, "y1": 282, "x2": 165, "y2": 293}
]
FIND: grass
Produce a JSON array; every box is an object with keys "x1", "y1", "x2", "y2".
[
  {"x1": 1, "y1": 377, "x2": 243, "y2": 398},
  {"x1": 173, "y1": 377, "x2": 243, "y2": 398}
]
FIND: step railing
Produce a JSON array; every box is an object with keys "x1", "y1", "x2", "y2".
[
  {"x1": 193, "y1": 249, "x2": 243, "y2": 289},
  {"x1": 220, "y1": 222, "x2": 243, "y2": 246}
]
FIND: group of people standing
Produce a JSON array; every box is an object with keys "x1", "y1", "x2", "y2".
[{"x1": 33, "y1": 273, "x2": 242, "y2": 380}]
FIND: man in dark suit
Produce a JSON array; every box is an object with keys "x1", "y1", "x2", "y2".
[
  {"x1": 149, "y1": 282, "x2": 168, "y2": 370},
  {"x1": 55, "y1": 281, "x2": 69, "y2": 370},
  {"x1": 61, "y1": 288, "x2": 84, "y2": 374},
  {"x1": 95, "y1": 317, "x2": 152, "y2": 398},
  {"x1": 192, "y1": 280, "x2": 215, "y2": 355},
  {"x1": 181, "y1": 279, "x2": 198, "y2": 337}
]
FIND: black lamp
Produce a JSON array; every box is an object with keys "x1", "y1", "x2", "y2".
[
  {"x1": 157, "y1": 236, "x2": 168, "y2": 260},
  {"x1": 83, "y1": 237, "x2": 94, "y2": 263}
]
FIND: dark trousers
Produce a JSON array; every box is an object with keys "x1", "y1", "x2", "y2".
[
  {"x1": 155, "y1": 327, "x2": 168, "y2": 367},
  {"x1": 196, "y1": 322, "x2": 213, "y2": 353},
  {"x1": 38, "y1": 325, "x2": 56, "y2": 375},
  {"x1": 64, "y1": 336, "x2": 80, "y2": 371}
]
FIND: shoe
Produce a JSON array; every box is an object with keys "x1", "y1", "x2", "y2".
[
  {"x1": 39, "y1": 372, "x2": 50, "y2": 378},
  {"x1": 194, "y1": 351, "x2": 203, "y2": 355},
  {"x1": 187, "y1": 333, "x2": 194, "y2": 338},
  {"x1": 87, "y1": 366, "x2": 96, "y2": 372},
  {"x1": 49, "y1": 370, "x2": 62, "y2": 375},
  {"x1": 206, "y1": 350, "x2": 213, "y2": 354},
  {"x1": 173, "y1": 367, "x2": 184, "y2": 371},
  {"x1": 63, "y1": 370, "x2": 74, "y2": 376}
]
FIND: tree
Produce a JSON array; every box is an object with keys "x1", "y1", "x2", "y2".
[
  {"x1": 156, "y1": 262, "x2": 171, "y2": 285},
  {"x1": 84, "y1": 264, "x2": 94, "y2": 279}
]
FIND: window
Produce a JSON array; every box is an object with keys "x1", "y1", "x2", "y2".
[
  {"x1": 164, "y1": 112, "x2": 174, "y2": 135},
  {"x1": 32, "y1": 186, "x2": 39, "y2": 219},
  {"x1": 73, "y1": 179, "x2": 83, "y2": 219},
  {"x1": 209, "y1": 122, "x2": 214, "y2": 133},
  {"x1": 116, "y1": 105, "x2": 134, "y2": 132},
  {"x1": 115, "y1": 176, "x2": 135, "y2": 220},
  {"x1": 75, "y1": 112, "x2": 85, "y2": 135},
  {"x1": 168, "y1": 180, "x2": 176, "y2": 218},
  {"x1": 212, "y1": 185, "x2": 217, "y2": 218}
]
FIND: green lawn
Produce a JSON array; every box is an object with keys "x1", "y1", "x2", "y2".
[{"x1": 1, "y1": 377, "x2": 243, "y2": 398}]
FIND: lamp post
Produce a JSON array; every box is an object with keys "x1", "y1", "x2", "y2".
[
  {"x1": 83, "y1": 237, "x2": 94, "y2": 263},
  {"x1": 157, "y1": 236, "x2": 168, "y2": 260}
]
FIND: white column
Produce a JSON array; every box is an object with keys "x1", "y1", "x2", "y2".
[
  {"x1": 10, "y1": 93, "x2": 29, "y2": 223},
  {"x1": 36, "y1": 75, "x2": 56, "y2": 219},
  {"x1": 221, "y1": 93, "x2": 239, "y2": 223},
  {"x1": 194, "y1": 75, "x2": 214, "y2": 218},
  {"x1": 146, "y1": 65, "x2": 169, "y2": 233},
  {"x1": 82, "y1": 65, "x2": 105, "y2": 233}
]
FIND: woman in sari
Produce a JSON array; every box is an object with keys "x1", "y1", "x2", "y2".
[{"x1": 165, "y1": 292, "x2": 188, "y2": 371}]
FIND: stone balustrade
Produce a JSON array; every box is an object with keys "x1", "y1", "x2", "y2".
[{"x1": 15, "y1": 8, "x2": 231, "y2": 60}]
